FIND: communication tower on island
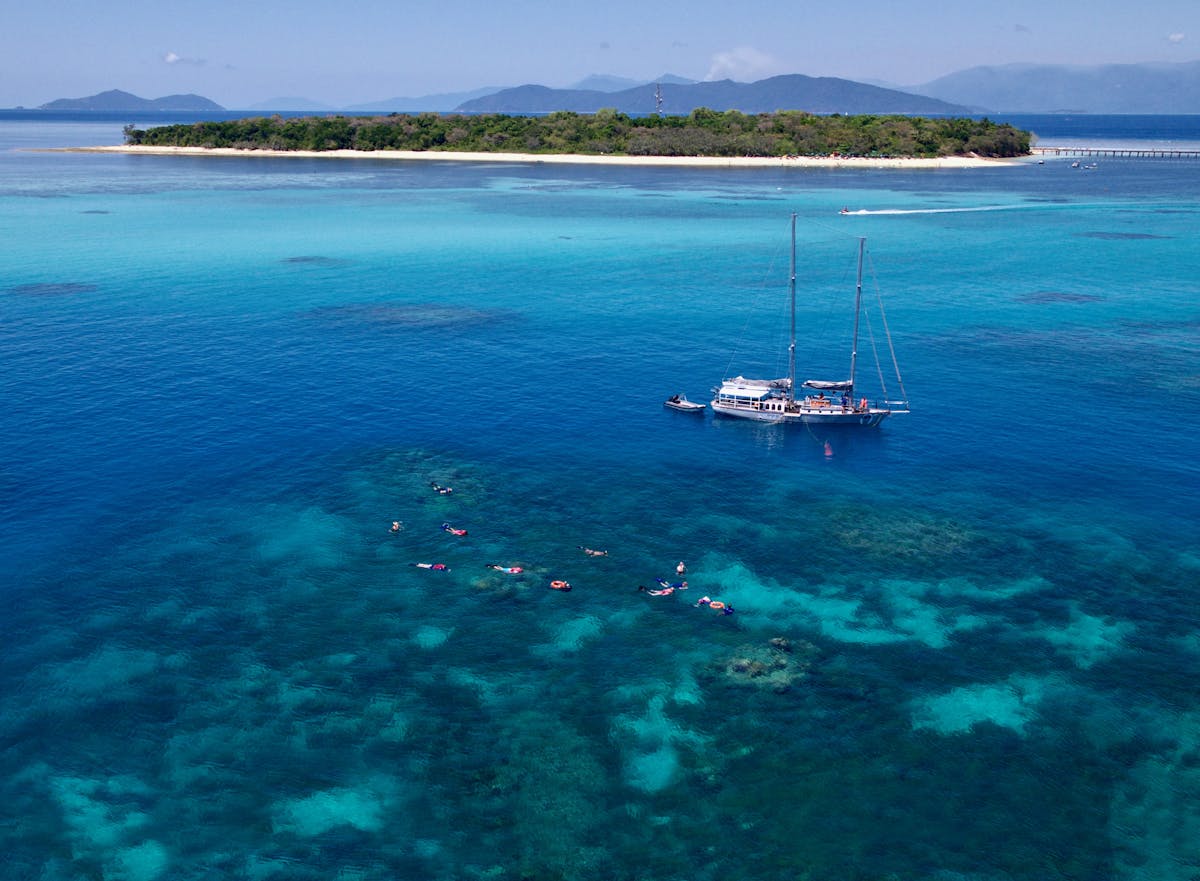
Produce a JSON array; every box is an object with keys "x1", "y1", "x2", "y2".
[{"x1": 654, "y1": 83, "x2": 663, "y2": 115}]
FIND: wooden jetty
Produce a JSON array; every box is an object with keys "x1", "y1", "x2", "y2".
[{"x1": 1033, "y1": 146, "x2": 1200, "y2": 159}]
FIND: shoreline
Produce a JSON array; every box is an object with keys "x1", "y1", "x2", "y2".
[{"x1": 67, "y1": 144, "x2": 1021, "y2": 169}]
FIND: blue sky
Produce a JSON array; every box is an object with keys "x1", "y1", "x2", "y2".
[{"x1": 3, "y1": 0, "x2": 1196, "y2": 108}]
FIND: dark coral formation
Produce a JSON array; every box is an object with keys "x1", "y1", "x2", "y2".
[{"x1": 721, "y1": 637, "x2": 818, "y2": 693}]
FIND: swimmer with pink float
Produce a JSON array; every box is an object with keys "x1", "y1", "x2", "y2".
[{"x1": 485, "y1": 563, "x2": 524, "y2": 574}]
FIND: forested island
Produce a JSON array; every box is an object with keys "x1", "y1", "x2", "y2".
[{"x1": 122, "y1": 110, "x2": 1030, "y2": 159}]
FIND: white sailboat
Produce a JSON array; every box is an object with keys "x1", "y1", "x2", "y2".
[{"x1": 711, "y1": 214, "x2": 909, "y2": 427}]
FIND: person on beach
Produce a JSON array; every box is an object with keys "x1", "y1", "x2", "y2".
[
  {"x1": 578, "y1": 546, "x2": 609, "y2": 557},
  {"x1": 411, "y1": 562, "x2": 449, "y2": 571},
  {"x1": 485, "y1": 563, "x2": 524, "y2": 574}
]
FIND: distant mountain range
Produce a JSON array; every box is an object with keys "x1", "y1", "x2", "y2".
[
  {"x1": 27, "y1": 62, "x2": 1200, "y2": 115},
  {"x1": 340, "y1": 74, "x2": 697, "y2": 113},
  {"x1": 344, "y1": 87, "x2": 505, "y2": 114},
  {"x1": 909, "y1": 61, "x2": 1200, "y2": 113},
  {"x1": 455, "y1": 74, "x2": 969, "y2": 115},
  {"x1": 245, "y1": 97, "x2": 336, "y2": 112},
  {"x1": 38, "y1": 89, "x2": 224, "y2": 112}
]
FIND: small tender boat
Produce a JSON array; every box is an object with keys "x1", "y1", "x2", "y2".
[{"x1": 664, "y1": 394, "x2": 706, "y2": 413}]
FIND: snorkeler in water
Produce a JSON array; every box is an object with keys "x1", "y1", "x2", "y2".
[
  {"x1": 655, "y1": 577, "x2": 688, "y2": 590},
  {"x1": 441, "y1": 522, "x2": 468, "y2": 536},
  {"x1": 430, "y1": 482, "x2": 453, "y2": 495},
  {"x1": 485, "y1": 563, "x2": 524, "y2": 574},
  {"x1": 577, "y1": 546, "x2": 609, "y2": 557},
  {"x1": 638, "y1": 585, "x2": 675, "y2": 596},
  {"x1": 411, "y1": 562, "x2": 449, "y2": 571}
]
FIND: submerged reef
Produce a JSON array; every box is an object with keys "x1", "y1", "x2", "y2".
[
  {"x1": 306, "y1": 302, "x2": 510, "y2": 331},
  {"x1": 719, "y1": 636, "x2": 818, "y2": 693},
  {"x1": 282, "y1": 255, "x2": 346, "y2": 266},
  {"x1": 7, "y1": 282, "x2": 99, "y2": 296},
  {"x1": 817, "y1": 503, "x2": 980, "y2": 562},
  {"x1": 1015, "y1": 290, "x2": 1105, "y2": 304}
]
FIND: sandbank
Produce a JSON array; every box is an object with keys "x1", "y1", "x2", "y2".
[{"x1": 72, "y1": 144, "x2": 1017, "y2": 169}]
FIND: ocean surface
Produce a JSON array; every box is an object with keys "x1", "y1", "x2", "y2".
[{"x1": 2, "y1": 115, "x2": 1198, "y2": 881}]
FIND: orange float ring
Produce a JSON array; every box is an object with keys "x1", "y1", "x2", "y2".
[
  {"x1": 709, "y1": 600, "x2": 726, "y2": 610},
  {"x1": 550, "y1": 580, "x2": 571, "y2": 591}
]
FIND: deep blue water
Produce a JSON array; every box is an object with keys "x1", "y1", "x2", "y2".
[{"x1": 2, "y1": 118, "x2": 1199, "y2": 880}]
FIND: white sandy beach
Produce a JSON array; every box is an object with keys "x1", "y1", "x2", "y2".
[{"x1": 74, "y1": 144, "x2": 1018, "y2": 169}]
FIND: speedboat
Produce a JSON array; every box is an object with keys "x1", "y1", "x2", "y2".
[{"x1": 664, "y1": 394, "x2": 706, "y2": 413}]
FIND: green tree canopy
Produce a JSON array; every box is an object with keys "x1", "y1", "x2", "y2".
[{"x1": 124, "y1": 111, "x2": 1031, "y2": 159}]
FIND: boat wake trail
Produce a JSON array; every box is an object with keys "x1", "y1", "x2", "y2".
[{"x1": 840, "y1": 205, "x2": 1024, "y2": 216}]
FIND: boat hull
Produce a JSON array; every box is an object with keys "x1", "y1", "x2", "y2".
[
  {"x1": 664, "y1": 395, "x2": 706, "y2": 413},
  {"x1": 711, "y1": 401, "x2": 890, "y2": 426}
]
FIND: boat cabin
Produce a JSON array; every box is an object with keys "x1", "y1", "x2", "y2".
[{"x1": 714, "y1": 379, "x2": 790, "y2": 414}]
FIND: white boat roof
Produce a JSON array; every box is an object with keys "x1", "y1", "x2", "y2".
[
  {"x1": 721, "y1": 375, "x2": 789, "y2": 389},
  {"x1": 717, "y1": 382, "x2": 776, "y2": 399}
]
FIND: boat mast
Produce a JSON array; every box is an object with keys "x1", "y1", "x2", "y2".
[
  {"x1": 848, "y1": 236, "x2": 864, "y2": 393},
  {"x1": 788, "y1": 213, "x2": 797, "y2": 403}
]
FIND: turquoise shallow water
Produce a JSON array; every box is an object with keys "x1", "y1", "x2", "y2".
[{"x1": 2, "y1": 121, "x2": 1199, "y2": 880}]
